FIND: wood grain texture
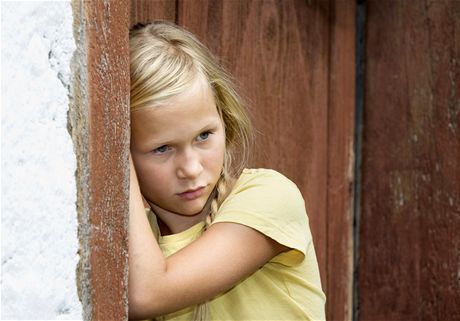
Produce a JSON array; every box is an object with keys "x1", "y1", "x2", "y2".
[
  {"x1": 326, "y1": 1, "x2": 356, "y2": 320},
  {"x1": 82, "y1": 1, "x2": 130, "y2": 320},
  {"x1": 130, "y1": 0, "x2": 176, "y2": 26},
  {"x1": 359, "y1": 1, "x2": 460, "y2": 320},
  {"x1": 129, "y1": 0, "x2": 356, "y2": 318},
  {"x1": 178, "y1": 0, "x2": 330, "y2": 291}
]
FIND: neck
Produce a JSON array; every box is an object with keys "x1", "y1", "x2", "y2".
[
  {"x1": 149, "y1": 196, "x2": 213, "y2": 235},
  {"x1": 155, "y1": 209, "x2": 207, "y2": 235}
]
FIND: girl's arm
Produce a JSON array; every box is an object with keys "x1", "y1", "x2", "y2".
[{"x1": 128, "y1": 157, "x2": 288, "y2": 319}]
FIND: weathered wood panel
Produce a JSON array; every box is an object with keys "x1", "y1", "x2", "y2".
[
  {"x1": 71, "y1": 1, "x2": 130, "y2": 320},
  {"x1": 359, "y1": 1, "x2": 460, "y2": 320},
  {"x1": 178, "y1": 0, "x2": 330, "y2": 291},
  {"x1": 129, "y1": 0, "x2": 356, "y2": 318},
  {"x1": 130, "y1": 0, "x2": 176, "y2": 25},
  {"x1": 326, "y1": 1, "x2": 356, "y2": 320}
]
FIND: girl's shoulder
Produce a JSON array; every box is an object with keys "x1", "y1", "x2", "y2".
[
  {"x1": 235, "y1": 168, "x2": 301, "y2": 195},
  {"x1": 216, "y1": 168, "x2": 311, "y2": 266},
  {"x1": 224, "y1": 168, "x2": 306, "y2": 216},
  {"x1": 241, "y1": 167, "x2": 287, "y2": 176}
]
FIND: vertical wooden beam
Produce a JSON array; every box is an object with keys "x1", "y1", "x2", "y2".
[
  {"x1": 71, "y1": 1, "x2": 130, "y2": 320},
  {"x1": 326, "y1": 0, "x2": 356, "y2": 320},
  {"x1": 359, "y1": 1, "x2": 460, "y2": 320}
]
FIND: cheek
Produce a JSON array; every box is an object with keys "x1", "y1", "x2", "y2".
[
  {"x1": 135, "y1": 160, "x2": 170, "y2": 192},
  {"x1": 204, "y1": 142, "x2": 225, "y2": 171}
]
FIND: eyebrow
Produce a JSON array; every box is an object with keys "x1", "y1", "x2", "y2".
[
  {"x1": 150, "y1": 118, "x2": 222, "y2": 146},
  {"x1": 197, "y1": 119, "x2": 221, "y2": 132}
]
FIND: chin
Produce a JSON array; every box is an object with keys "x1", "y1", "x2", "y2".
[{"x1": 179, "y1": 203, "x2": 207, "y2": 216}]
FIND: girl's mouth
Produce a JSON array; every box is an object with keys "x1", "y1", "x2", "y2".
[{"x1": 177, "y1": 186, "x2": 206, "y2": 200}]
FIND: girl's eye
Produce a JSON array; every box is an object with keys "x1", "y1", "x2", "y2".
[
  {"x1": 197, "y1": 131, "x2": 211, "y2": 142},
  {"x1": 152, "y1": 145, "x2": 170, "y2": 154}
]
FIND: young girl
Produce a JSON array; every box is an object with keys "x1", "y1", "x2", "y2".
[{"x1": 129, "y1": 21, "x2": 326, "y2": 321}]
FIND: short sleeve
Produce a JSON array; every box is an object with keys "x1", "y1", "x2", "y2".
[{"x1": 211, "y1": 169, "x2": 312, "y2": 266}]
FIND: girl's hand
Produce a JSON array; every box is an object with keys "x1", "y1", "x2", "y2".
[{"x1": 129, "y1": 154, "x2": 150, "y2": 209}]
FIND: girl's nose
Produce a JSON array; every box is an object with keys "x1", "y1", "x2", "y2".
[{"x1": 176, "y1": 149, "x2": 203, "y2": 179}]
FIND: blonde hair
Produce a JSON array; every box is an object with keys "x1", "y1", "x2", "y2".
[{"x1": 130, "y1": 21, "x2": 253, "y2": 320}]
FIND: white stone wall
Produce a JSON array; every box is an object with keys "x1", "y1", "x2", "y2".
[{"x1": 1, "y1": 1, "x2": 82, "y2": 319}]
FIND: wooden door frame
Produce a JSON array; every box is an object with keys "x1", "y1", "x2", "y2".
[{"x1": 71, "y1": 1, "x2": 130, "y2": 320}]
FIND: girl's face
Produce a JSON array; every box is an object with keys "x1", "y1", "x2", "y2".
[{"x1": 130, "y1": 79, "x2": 226, "y2": 217}]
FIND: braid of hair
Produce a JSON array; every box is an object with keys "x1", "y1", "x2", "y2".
[
  {"x1": 191, "y1": 155, "x2": 233, "y2": 321},
  {"x1": 206, "y1": 149, "x2": 232, "y2": 226},
  {"x1": 206, "y1": 169, "x2": 230, "y2": 226}
]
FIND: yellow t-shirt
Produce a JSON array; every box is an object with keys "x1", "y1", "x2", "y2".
[{"x1": 146, "y1": 168, "x2": 326, "y2": 321}]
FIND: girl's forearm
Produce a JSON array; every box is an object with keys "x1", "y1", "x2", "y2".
[{"x1": 128, "y1": 156, "x2": 167, "y2": 318}]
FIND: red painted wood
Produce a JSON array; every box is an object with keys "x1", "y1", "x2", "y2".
[
  {"x1": 327, "y1": 1, "x2": 356, "y2": 320},
  {"x1": 129, "y1": 1, "x2": 356, "y2": 318},
  {"x1": 82, "y1": 1, "x2": 130, "y2": 320},
  {"x1": 130, "y1": 0, "x2": 176, "y2": 25},
  {"x1": 359, "y1": 1, "x2": 460, "y2": 320}
]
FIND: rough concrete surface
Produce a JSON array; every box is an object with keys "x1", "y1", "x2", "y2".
[{"x1": 1, "y1": 1, "x2": 82, "y2": 319}]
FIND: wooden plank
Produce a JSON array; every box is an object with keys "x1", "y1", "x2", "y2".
[
  {"x1": 326, "y1": 0, "x2": 356, "y2": 320},
  {"x1": 71, "y1": 1, "x2": 130, "y2": 320},
  {"x1": 359, "y1": 1, "x2": 460, "y2": 320},
  {"x1": 178, "y1": 0, "x2": 330, "y2": 292},
  {"x1": 130, "y1": 0, "x2": 176, "y2": 26},
  {"x1": 86, "y1": 1, "x2": 131, "y2": 319}
]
